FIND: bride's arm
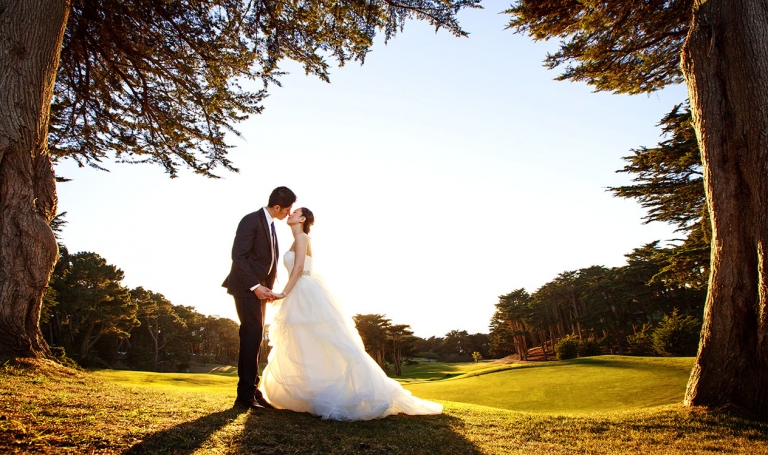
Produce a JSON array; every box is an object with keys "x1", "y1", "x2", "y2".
[{"x1": 275, "y1": 234, "x2": 309, "y2": 298}]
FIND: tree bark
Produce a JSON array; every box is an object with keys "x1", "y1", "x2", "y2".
[
  {"x1": 681, "y1": 0, "x2": 768, "y2": 419},
  {"x1": 0, "y1": 0, "x2": 69, "y2": 358}
]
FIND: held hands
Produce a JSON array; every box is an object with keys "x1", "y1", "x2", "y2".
[
  {"x1": 253, "y1": 286, "x2": 286, "y2": 302},
  {"x1": 254, "y1": 286, "x2": 275, "y2": 301}
]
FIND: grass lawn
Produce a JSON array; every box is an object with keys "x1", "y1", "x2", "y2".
[
  {"x1": 92, "y1": 370, "x2": 236, "y2": 395},
  {"x1": 393, "y1": 360, "x2": 495, "y2": 382},
  {"x1": 403, "y1": 356, "x2": 695, "y2": 413},
  {"x1": 2, "y1": 357, "x2": 767, "y2": 454}
]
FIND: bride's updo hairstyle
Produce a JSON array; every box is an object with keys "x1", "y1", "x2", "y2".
[{"x1": 301, "y1": 208, "x2": 314, "y2": 234}]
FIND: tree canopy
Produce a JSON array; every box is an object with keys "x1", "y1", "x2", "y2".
[
  {"x1": 610, "y1": 103, "x2": 709, "y2": 290},
  {"x1": 50, "y1": 0, "x2": 481, "y2": 177},
  {"x1": 506, "y1": 0, "x2": 691, "y2": 94}
]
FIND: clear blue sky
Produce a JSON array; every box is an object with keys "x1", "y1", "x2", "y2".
[{"x1": 55, "y1": 0, "x2": 689, "y2": 338}]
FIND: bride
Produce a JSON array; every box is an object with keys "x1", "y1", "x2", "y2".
[{"x1": 259, "y1": 207, "x2": 442, "y2": 421}]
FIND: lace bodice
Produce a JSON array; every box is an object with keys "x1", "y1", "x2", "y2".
[{"x1": 284, "y1": 250, "x2": 313, "y2": 274}]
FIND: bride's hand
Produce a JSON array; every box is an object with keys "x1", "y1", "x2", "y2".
[{"x1": 272, "y1": 292, "x2": 287, "y2": 300}]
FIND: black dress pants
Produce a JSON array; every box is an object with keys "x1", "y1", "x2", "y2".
[{"x1": 234, "y1": 292, "x2": 267, "y2": 402}]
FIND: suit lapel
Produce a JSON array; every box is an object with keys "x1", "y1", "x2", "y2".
[{"x1": 260, "y1": 208, "x2": 275, "y2": 273}]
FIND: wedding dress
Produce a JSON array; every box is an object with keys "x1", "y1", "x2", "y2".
[{"x1": 259, "y1": 251, "x2": 442, "y2": 421}]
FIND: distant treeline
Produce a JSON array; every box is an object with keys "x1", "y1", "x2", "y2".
[
  {"x1": 488, "y1": 242, "x2": 705, "y2": 361},
  {"x1": 352, "y1": 314, "x2": 492, "y2": 376},
  {"x1": 490, "y1": 103, "x2": 708, "y2": 360},
  {"x1": 40, "y1": 245, "x2": 490, "y2": 373},
  {"x1": 41, "y1": 246, "x2": 241, "y2": 371}
]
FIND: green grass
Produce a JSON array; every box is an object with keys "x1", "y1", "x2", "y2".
[
  {"x1": 2, "y1": 356, "x2": 767, "y2": 454},
  {"x1": 92, "y1": 357, "x2": 693, "y2": 414},
  {"x1": 392, "y1": 360, "x2": 496, "y2": 382},
  {"x1": 403, "y1": 356, "x2": 694, "y2": 413},
  {"x1": 92, "y1": 370, "x2": 236, "y2": 395}
]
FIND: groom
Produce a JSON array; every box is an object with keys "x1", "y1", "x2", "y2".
[{"x1": 223, "y1": 186, "x2": 296, "y2": 410}]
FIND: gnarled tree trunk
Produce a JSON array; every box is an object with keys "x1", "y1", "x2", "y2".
[
  {"x1": 0, "y1": 0, "x2": 69, "y2": 358},
  {"x1": 681, "y1": 0, "x2": 768, "y2": 419}
]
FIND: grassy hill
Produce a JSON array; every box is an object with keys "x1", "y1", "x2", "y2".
[
  {"x1": 402, "y1": 356, "x2": 694, "y2": 413},
  {"x1": 2, "y1": 356, "x2": 767, "y2": 454},
  {"x1": 93, "y1": 356, "x2": 694, "y2": 413}
]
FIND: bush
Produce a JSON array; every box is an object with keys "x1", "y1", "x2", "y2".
[
  {"x1": 627, "y1": 323, "x2": 655, "y2": 356},
  {"x1": 78, "y1": 355, "x2": 110, "y2": 369},
  {"x1": 653, "y1": 310, "x2": 701, "y2": 356},
  {"x1": 577, "y1": 338, "x2": 602, "y2": 357},
  {"x1": 554, "y1": 335, "x2": 579, "y2": 360},
  {"x1": 441, "y1": 353, "x2": 472, "y2": 363},
  {"x1": 49, "y1": 346, "x2": 81, "y2": 369},
  {"x1": 419, "y1": 351, "x2": 439, "y2": 361}
]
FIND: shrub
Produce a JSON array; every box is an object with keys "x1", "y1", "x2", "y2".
[
  {"x1": 78, "y1": 355, "x2": 110, "y2": 369},
  {"x1": 627, "y1": 323, "x2": 655, "y2": 356},
  {"x1": 577, "y1": 338, "x2": 602, "y2": 357},
  {"x1": 653, "y1": 310, "x2": 702, "y2": 356},
  {"x1": 419, "y1": 351, "x2": 439, "y2": 361},
  {"x1": 554, "y1": 335, "x2": 579, "y2": 360},
  {"x1": 472, "y1": 351, "x2": 483, "y2": 363},
  {"x1": 49, "y1": 346, "x2": 81, "y2": 369}
]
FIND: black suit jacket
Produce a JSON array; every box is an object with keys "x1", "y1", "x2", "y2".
[{"x1": 222, "y1": 208, "x2": 278, "y2": 296}]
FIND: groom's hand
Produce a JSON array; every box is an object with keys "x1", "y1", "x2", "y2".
[{"x1": 254, "y1": 286, "x2": 273, "y2": 301}]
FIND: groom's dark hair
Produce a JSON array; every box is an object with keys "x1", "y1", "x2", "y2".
[{"x1": 268, "y1": 186, "x2": 296, "y2": 208}]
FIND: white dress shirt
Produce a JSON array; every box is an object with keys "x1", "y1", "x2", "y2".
[{"x1": 251, "y1": 207, "x2": 275, "y2": 292}]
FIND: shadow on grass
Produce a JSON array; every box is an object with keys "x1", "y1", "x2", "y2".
[
  {"x1": 126, "y1": 406, "x2": 247, "y2": 454},
  {"x1": 232, "y1": 408, "x2": 482, "y2": 454}
]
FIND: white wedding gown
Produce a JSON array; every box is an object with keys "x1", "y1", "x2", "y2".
[{"x1": 259, "y1": 251, "x2": 442, "y2": 421}]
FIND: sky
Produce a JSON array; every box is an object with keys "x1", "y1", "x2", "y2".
[{"x1": 55, "y1": 0, "x2": 689, "y2": 339}]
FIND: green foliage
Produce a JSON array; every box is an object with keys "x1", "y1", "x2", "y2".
[
  {"x1": 610, "y1": 103, "x2": 710, "y2": 292},
  {"x1": 419, "y1": 351, "x2": 439, "y2": 361},
  {"x1": 488, "y1": 240, "x2": 706, "y2": 359},
  {"x1": 353, "y1": 313, "x2": 391, "y2": 368},
  {"x1": 78, "y1": 355, "x2": 111, "y2": 369},
  {"x1": 471, "y1": 351, "x2": 482, "y2": 363},
  {"x1": 577, "y1": 338, "x2": 602, "y2": 357},
  {"x1": 386, "y1": 323, "x2": 417, "y2": 376},
  {"x1": 41, "y1": 244, "x2": 243, "y2": 370},
  {"x1": 442, "y1": 330, "x2": 470, "y2": 359},
  {"x1": 554, "y1": 335, "x2": 579, "y2": 360},
  {"x1": 627, "y1": 324, "x2": 656, "y2": 356},
  {"x1": 505, "y1": 0, "x2": 691, "y2": 94},
  {"x1": 51, "y1": 0, "x2": 479, "y2": 177},
  {"x1": 48, "y1": 346, "x2": 81, "y2": 369},
  {"x1": 653, "y1": 310, "x2": 702, "y2": 357},
  {"x1": 611, "y1": 104, "x2": 703, "y2": 230},
  {"x1": 48, "y1": 250, "x2": 137, "y2": 360},
  {"x1": 489, "y1": 289, "x2": 532, "y2": 358}
]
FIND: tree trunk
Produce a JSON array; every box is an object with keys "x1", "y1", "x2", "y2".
[
  {"x1": 79, "y1": 322, "x2": 94, "y2": 359},
  {"x1": 0, "y1": 0, "x2": 69, "y2": 359},
  {"x1": 681, "y1": 0, "x2": 768, "y2": 419}
]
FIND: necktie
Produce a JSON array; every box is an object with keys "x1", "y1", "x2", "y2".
[{"x1": 270, "y1": 222, "x2": 278, "y2": 272}]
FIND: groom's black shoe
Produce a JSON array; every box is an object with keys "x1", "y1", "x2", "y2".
[
  {"x1": 254, "y1": 396, "x2": 275, "y2": 409},
  {"x1": 233, "y1": 397, "x2": 264, "y2": 411}
]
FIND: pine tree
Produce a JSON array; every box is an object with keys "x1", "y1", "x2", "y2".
[{"x1": 507, "y1": 0, "x2": 768, "y2": 418}]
